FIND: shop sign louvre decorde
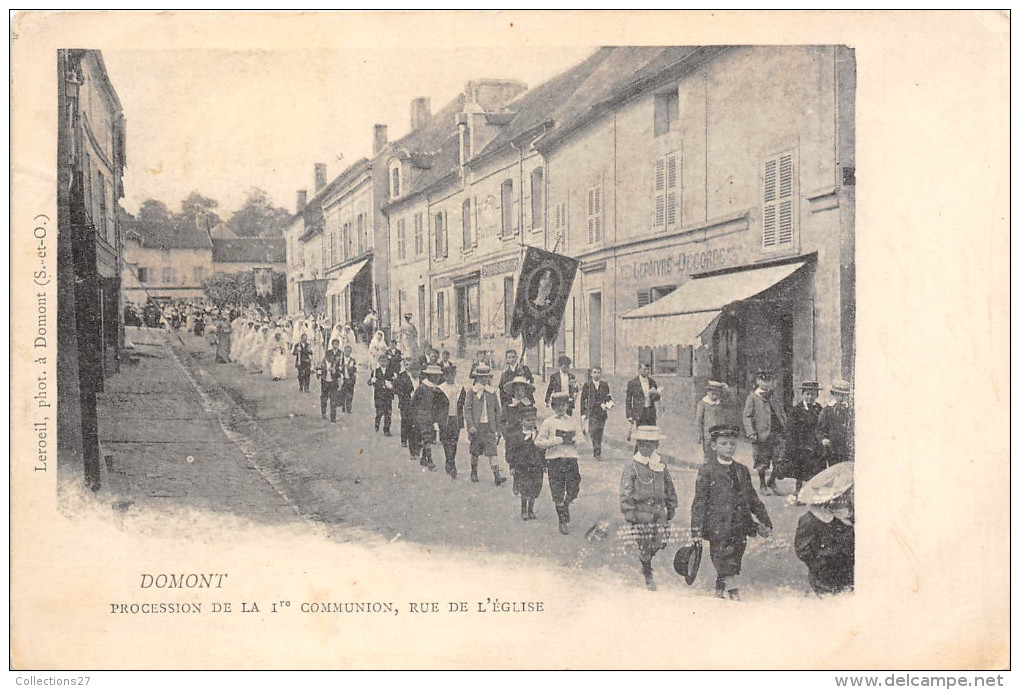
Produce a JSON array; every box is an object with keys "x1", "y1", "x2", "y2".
[{"x1": 509, "y1": 246, "x2": 580, "y2": 349}]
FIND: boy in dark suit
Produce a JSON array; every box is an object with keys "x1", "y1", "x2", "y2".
[
  {"x1": 690, "y1": 425, "x2": 772, "y2": 600},
  {"x1": 818, "y1": 379, "x2": 854, "y2": 466},
  {"x1": 292, "y1": 333, "x2": 313, "y2": 393},
  {"x1": 498, "y1": 348, "x2": 534, "y2": 408},
  {"x1": 625, "y1": 362, "x2": 660, "y2": 428},
  {"x1": 410, "y1": 365, "x2": 448, "y2": 471},
  {"x1": 788, "y1": 381, "x2": 824, "y2": 493},
  {"x1": 393, "y1": 357, "x2": 419, "y2": 448},
  {"x1": 339, "y1": 344, "x2": 357, "y2": 414},
  {"x1": 317, "y1": 338, "x2": 345, "y2": 422},
  {"x1": 544, "y1": 355, "x2": 577, "y2": 416},
  {"x1": 369, "y1": 353, "x2": 396, "y2": 435},
  {"x1": 742, "y1": 368, "x2": 788, "y2": 494},
  {"x1": 579, "y1": 366, "x2": 613, "y2": 459}
]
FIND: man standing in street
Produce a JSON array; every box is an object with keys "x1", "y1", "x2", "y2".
[
  {"x1": 818, "y1": 379, "x2": 854, "y2": 466},
  {"x1": 742, "y1": 368, "x2": 788, "y2": 494},
  {"x1": 498, "y1": 348, "x2": 534, "y2": 408},
  {"x1": 580, "y1": 366, "x2": 613, "y2": 460},
  {"x1": 626, "y1": 362, "x2": 661, "y2": 429}
]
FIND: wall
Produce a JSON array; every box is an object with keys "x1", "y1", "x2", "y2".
[{"x1": 122, "y1": 243, "x2": 213, "y2": 303}]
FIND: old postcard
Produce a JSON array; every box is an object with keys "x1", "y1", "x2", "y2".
[{"x1": 10, "y1": 11, "x2": 1009, "y2": 670}]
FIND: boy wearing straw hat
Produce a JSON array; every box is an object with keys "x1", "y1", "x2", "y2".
[
  {"x1": 788, "y1": 381, "x2": 824, "y2": 492},
  {"x1": 691, "y1": 425, "x2": 772, "y2": 600},
  {"x1": 410, "y1": 364, "x2": 448, "y2": 472},
  {"x1": 502, "y1": 376, "x2": 544, "y2": 520},
  {"x1": 818, "y1": 379, "x2": 854, "y2": 466},
  {"x1": 463, "y1": 363, "x2": 505, "y2": 485},
  {"x1": 620, "y1": 426, "x2": 678, "y2": 591},
  {"x1": 795, "y1": 463, "x2": 855, "y2": 595},
  {"x1": 536, "y1": 391, "x2": 587, "y2": 535}
]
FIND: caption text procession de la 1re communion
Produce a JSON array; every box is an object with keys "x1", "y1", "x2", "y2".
[{"x1": 109, "y1": 573, "x2": 545, "y2": 615}]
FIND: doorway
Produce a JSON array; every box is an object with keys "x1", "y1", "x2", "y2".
[{"x1": 588, "y1": 291, "x2": 602, "y2": 369}]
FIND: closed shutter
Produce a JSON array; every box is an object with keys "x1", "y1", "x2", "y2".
[
  {"x1": 763, "y1": 151, "x2": 795, "y2": 249},
  {"x1": 654, "y1": 152, "x2": 679, "y2": 229},
  {"x1": 637, "y1": 289, "x2": 651, "y2": 307}
]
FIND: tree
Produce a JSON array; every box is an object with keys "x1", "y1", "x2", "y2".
[
  {"x1": 225, "y1": 188, "x2": 291, "y2": 238},
  {"x1": 203, "y1": 271, "x2": 256, "y2": 308},
  {"x1": 137, "y1": 199, "x2": 172, "y2": 225},
  {"x1": 180, "y1": 191, "x2": 221, "y2": 232}
]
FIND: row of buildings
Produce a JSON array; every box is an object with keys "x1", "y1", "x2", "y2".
[
  {"x1": 288, "y1": 44, "x2": 856, "y2": 414},
  {"x1": 120, "y1": 222, "x2": 286, "y2": 305}
]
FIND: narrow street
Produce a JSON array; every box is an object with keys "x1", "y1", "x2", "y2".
[{"x1": 99, "y1": 327, "x2": 814, "y2": 598}]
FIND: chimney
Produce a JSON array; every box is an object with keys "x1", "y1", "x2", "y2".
[
  {"x1": 314, "y1": 164, "x2": 327, "y2": 193},
  {"x1": 296, "y1": 189, "x2": 308, "y2": 213},
  {"x1": 410, "y1": 97, "x2": 432, "y2": 131},
  {"x1": 373, "y1": 124, "x2": 389, "y2": 156}
]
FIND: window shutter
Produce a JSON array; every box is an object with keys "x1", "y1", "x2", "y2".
[
  {"x1": 587, "y1": 188, "x2": 594, "y2": 244},
  {"x1": 666, "y1": 154, "x2": 678, "y2": 227},
  {"x1": 637, "y1": 289, "x2": 651, "y2": 307},
  {"x1": 778, "y1": 153, "x2": 794, "y2": 245},
  {"x1": 444, "y1": 211, "x2": 450, "y2": 257},
  {"x1": 763, "y1": 157, "x2": 778, "y2": 248},
  {"x1": 654, "y1": 157, "x2": 666, "y2": 228},
  {"x1": 594, "y1": 186, "x2": 602, "y2": 243},
  {"x1": 763, "y1": 152, "x2": 794, "y2": 249}
]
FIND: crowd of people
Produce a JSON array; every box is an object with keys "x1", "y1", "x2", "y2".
[{"x1": 141, "y1": 303, "x2": 855, "y2": 599}]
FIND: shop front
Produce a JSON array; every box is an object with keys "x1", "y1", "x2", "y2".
[
  {"x1": 620, "y1": 254, "x2": 815, "y2": 414},
  {"x1": 324, "y1": 256, "x2": 372, "y2": 330}
]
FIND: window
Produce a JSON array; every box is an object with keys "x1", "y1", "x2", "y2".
[
  {"x1": 434, "y1": 211, "x2": 448, "y2": 258},
  {"x1": 162, "y1": 267, "x2": 174, "y2": 284},
  {"x1": 763, "y1": 151, "x2": 796, "y2": 250},
  {"x1": 504, "y1": 276, "x2": 514, "y2": 335},
  {"x1": 530, "y1": 167, "x2": 544, "y2": 230},
  {"x1": 638, "y1": 285, "x2": 676, "y2": 307},
  {"x1": 193, "y1": 266, "x2": 207, "y2": 284},
  {"x1": 654, "y1": 89, "x2": 679, "y2": 137},
  {"x1": 391, "y1": 167, "x2": 400, "y2": 198},
  {"x1": 586, "y1": 184, "x2": 602, "y2": 245},
  {"x1": 461, "y1": 198, "x2": 472, "y2": 250},
  {"x1": 552, "y1": 200, "x2": 568, "y2": 252},
  {"x1": 500, "y1": 179, "x2": 515, "y2": 237},
  {"x1": 397, "y1": 219, "x2": 406, "y2": 260},
  {"x1": 137, "y1": 267, "x2": 148, "y2": 283},
  {"x1": 654, "y1": 152, "x2": 679, "y2": 230},
  {"x1": 414, "y1": 213, "x2": 424, "y2": 255},
  {"x1": 437, "y1": 291, "x2": 446, "y2": 338}
]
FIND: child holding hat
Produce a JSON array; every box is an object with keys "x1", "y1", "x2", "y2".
[
  {"x1": 535, "y1": 391, "x2": 587, "y2": 534},
  {"x1": 690, "y1": 424, "x2": 772, "y2": 600},
  {"x1": 502, "y1": 376, "x2": 543, "y2": 520},
  {"x1": 620, "y1": 426, "x2": 678, "y2": 591}
]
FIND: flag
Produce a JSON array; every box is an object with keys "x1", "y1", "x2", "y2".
[
  {"x1": 509, "y1": 246, "x2": 580, "y2": 348},
  {"x1": 254, "y1": 268, "x2": 273, "y2": 297}
]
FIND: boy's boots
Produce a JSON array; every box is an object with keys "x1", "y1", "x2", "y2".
[
  {"x1": 512, "y1": 469, "x2": 520, "y2": 496},
  {"x1": 758, "y1": 470, "x2": 769, "y2": 494},
  {"x1": 641, "y1": 561, "x2": 657, "y2": 591},
  {"x1": 470, "y1": 458, "x2": 479, "y2": 483},
  {"x1": 715, "y1": 578, "x2": 726, "y2": 599},
  {"x1": 493, "y1": 465, "x2": 507, "y2": 487},
  {"x1": 521, "y1": 497, "x2": 529, "y2": 521},
  {"x1": 555, "y1": 504, "x2": 570, "y2": 534},
  {"x1": 727, "y1": 589, "x2": 741, "y2": 601},
  {"x1": 526, "y1": 499, "x2": 537, "y2": 521}
]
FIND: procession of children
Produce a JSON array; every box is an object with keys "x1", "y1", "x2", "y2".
[{"x1": 206, "y1": 310, "x2": 854, "y2": 600}]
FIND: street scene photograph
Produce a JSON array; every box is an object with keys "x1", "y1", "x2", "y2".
[
  {"x1": 11, "y1": 9, "x2": 1012, "y2": 674},
  {"x1": 55, "y1": 39, "x2": 857, "y2": 605}
]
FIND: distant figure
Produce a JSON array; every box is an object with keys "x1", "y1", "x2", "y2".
[
  {"x1": 369, "y1": 353, "x2": 396, "y2": 436},
  {"x1": 399, "y1": 313, "x2": 419, "y2": 361},
  {"x1": 369, "y1": 330, "x2": 388, "y2": 367},
  {"x1": 742, "y1": 368, "x2": 787, "y2": 495},
  {"x1": 292, "y1": 333, "x2": 313, "y2": 393},
  {"x1": 544, "y1": 355, "x2": 577, "y2": 416},
  {"x1": 818, "y1": 379, "x2": 854, "y2": 467},
  {"x1": 788, "y1": 381, "x2": 824, "y2": 493},
  {"x1": 625, "y1": 362, "x2": 661, "y2": 428},
  {"x1": 695, "y1": 381, "x2": 729, "y2": 462},
  {"x1": 361, "y1": 309, "x2": 378, "y2": 343},
  {"x1": 579, "y1": 366, "x2": 613, "y2": 460}
]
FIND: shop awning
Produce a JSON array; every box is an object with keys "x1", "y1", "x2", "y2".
[
  {"x1": 325, "y1": 258, "x2": 370, "y2": 297},
  {"x1": 620, "y1": 261, "x2": 806, "y2": 348}
]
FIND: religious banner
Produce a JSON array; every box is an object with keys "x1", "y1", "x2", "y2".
[
  {"x1": 254, "y1": 267, "x2": 274, "y2": 297},
  {"x1": 509, "y1": 246, "x2": 580, "y2": 348}
]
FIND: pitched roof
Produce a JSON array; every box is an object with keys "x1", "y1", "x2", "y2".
[
  {"x1": 127, "y1": 216, "x2": 213, "y2": 250},
  {"x1": 211, "y1": 237, "x2": 286, "y2": 264}
]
